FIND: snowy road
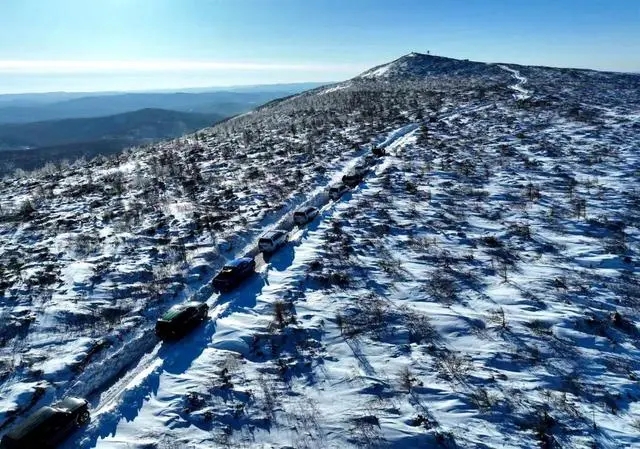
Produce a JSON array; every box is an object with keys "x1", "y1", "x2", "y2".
[
  {"x1": 59, "y1": 122, "x2": 420, "y2": 448},
  {"x1": 499, "y1": 64, "x2": 532, "y2": 100}
]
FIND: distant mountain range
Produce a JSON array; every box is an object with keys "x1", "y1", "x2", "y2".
[
  {"x1": 0, "y1": 108, "x2": 220, "y2": 174},
  {"x1": 0, "y1": 82, "x2": 328, "y2": 174},
  {"x1": 0, "y1": 91, "x2": 286, "y2": 124},
  {"x1": 0, "y1": 83, "x2": 327, "y2": 123},
  {"x1": 0, "y1": 107, "x2": 219, "y2": 149}
]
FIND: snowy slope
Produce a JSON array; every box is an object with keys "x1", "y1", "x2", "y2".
[{"x1": 1, "y1": 53, "x2": 640, "y2": 448}]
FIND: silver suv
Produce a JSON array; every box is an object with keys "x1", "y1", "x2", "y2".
[
  {"x1": 258, "y1": 229, "x2": 288, "y2": 253},
  {"x1": 293, "y1": 206, "x2": 319, "y2": 225},
  {"x1": 329, "y1": 184, "x2": 349, "y2": 200}
]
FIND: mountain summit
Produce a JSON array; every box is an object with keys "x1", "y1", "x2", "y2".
[{"x1": 357, "y1": 52, "x2": 497, "y2": 80}]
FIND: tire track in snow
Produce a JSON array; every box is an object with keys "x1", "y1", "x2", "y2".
[
  {"x1": 499, "y1": 64, "x2": 532, "y2": 100},
  {"x1": 61, "y1": 122, "x2": 421, "y2": 448}
]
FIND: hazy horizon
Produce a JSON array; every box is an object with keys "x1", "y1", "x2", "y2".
[{"x1": 0, "y1": 80, "x2": 333, "y2": 96}]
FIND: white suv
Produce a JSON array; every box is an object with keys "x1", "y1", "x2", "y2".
[
  {"x1": 258, "y1": 229, "x2": 288, "y2": 253},
  {"x1": 293, "y1": 206, "x2": 319, "y2": 225}
]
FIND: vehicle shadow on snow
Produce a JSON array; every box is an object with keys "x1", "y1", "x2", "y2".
[
  {"x1": 63, "y1": 322, "x2": 217, "y2": 449},
  {"x1": 158, "y1": 320, "x2": 217, "y2": 375},
  {"x1": 263, "y1": 243, "x2": 296, "y2": 273},
  {"x1": 216, "y1": 269, "x2": 266, "y2": 319}
]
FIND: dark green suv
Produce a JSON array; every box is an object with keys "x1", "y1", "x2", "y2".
[
  {"x1": 0, "y1": 397, "x2": 90, "y2": 449},
  {"x1": 155, "y1": 301, "x2": 209, "y2": 340}
]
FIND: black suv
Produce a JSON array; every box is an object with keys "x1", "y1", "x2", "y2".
[
  {"x1": 155, "y1": 301, "x2": 209, "y2": 340},
  {"x1": 0, "y1": 397, "x2": 90, "y2": 449},
  {"x1": 212, "y1": 257, "x2": 256, "y2": 291},
  {"x1": 372, "y1": 146, "x2": 386, "y2": 157},
  {"x1": 342, "y1": 171, "x2": 365, "y2": 187}
]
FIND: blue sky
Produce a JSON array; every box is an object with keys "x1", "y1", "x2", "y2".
[{"x1": 0, "y1": 0, "x2": 638, "y2": 93}]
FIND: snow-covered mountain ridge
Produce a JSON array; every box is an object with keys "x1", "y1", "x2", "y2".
[
  {"x1": 0, "y1": 53, "x2": 639, "y2": 448},
  {"x1": 358, "y1": 52, "x2": 499, "y2": 80}
]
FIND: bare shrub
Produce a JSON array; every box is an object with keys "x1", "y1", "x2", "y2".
[
  {"x1": 426, "y1": 269, "x2": 458, "y2": 304},
  {"x1": 398, "y1": 366, "x2": 416, "y2": 391},
  {"x1": 525, "y1": 182, "x2": 541, "y2": 201},
  {"x1": 572, "y1": 196, "x2": 587, "y2": 218},
  {"x1": 526, "y1": 320, "x2": 553, "y2": 336},
  {"x1": 401, "y1": 307, "x2": 438, "y2": 343},
  {"x1": 349, "y1": 414, "x2": 384, "y2": 448},
  {"x1": 482, "y1": 235, "x2": 502, "y2": 248},
  {"x1": 269, "y1": 300, "x2": 296, "y2": 332},
  {"x1": 434, "y1": 351, "x2": 473, "y2": 382},
  {"x1": 408, "y1": 236, "x2": 435, "y2": 251},
  {"x1": 340, "y1": 296, "x2": 388, "y2": 339},
  {"x1": 376, "y1": 257, "x2": 407, "y2": 280},
  {"x1": 310, "y1": 269, "x2": 350, "y2": 289},
  {"x1": 469, "y1": 387, "x2": 498, "y2": 411},
  {"x1": 18, "y1": 199, "x2": 36, "y2": 220},
  {"x1": 405, "y1": 181, "x2": 419, "y2": 194},
  {"x1": 488, "y1": 307, "x2": 508, "y2": 330},
  {"x1": 71, "y1": 233, "x2": 101, "y2": 258}
]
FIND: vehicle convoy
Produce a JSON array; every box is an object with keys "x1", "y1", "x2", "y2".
[
  {"x1": 293, "y1": 206, "x2": 319, "y2": 225},
  {"x1": 155, "y1": 301, "x2": 209, "y2": 339},
  {"x1": 258, "y1": 229, "x2": 288, "y2": 253},
  {"x1": 329, "y1": 183, "x2": 349, "y2": 200},
  {"x1": 0, "y1": 397, "x2": 90, "y2": 449},
  {"x1": 212, "y1": 257, "x2": 256, "y2": 291}
]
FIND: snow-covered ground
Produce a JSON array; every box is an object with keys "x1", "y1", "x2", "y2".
[{"x1": 1, "y1": 53, "x2": 640, "y2": 448}]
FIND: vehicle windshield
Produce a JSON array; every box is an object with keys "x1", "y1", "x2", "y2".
[{"x1": 161, "y1": 306, "x2": 184, "y2": 321}]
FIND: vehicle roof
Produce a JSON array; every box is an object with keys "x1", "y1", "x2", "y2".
[
  {"x1": 260, "y1": 229, "x2": 285, "y2": 239},
  {"x1": 295, "y1": 206, "x2": 317, "y2": 213},
  {"x1": 225, "y1": 257, "x2": 253, "y2": 267},
  {"x1": 54, "y1": 397, "x2": 86, "y2": 412},
  {"x1": 5, "y1": 407, "x2": 59, "y2": 439},
  {"x1": 184, "y1": 301, "x2": 205, "y2": 308},
  {"x1": 160, "y1": 304, "x2": 188, "y2": 321}
]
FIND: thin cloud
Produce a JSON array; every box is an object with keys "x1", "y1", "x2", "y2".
[{"x1": 0, "y1": 60, "x2": 362, "y2": 74}]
